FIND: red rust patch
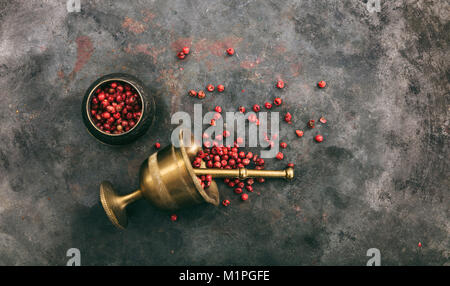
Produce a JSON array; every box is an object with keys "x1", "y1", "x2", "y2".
[
  {"x1": 69, "y1": 36, "x2": 94, "y2": 77},
  {"x1": 193, "y1": 36, "x2": 243, "y2": 58},
  {"x1": 142, "y1": 10, "x2": 156, "y2": 22},
  {"x1": 57, "y1": 69, "x2": 65, "y2": 79},
  {"x1": 171, "y1": 37, "x2": 193, "y2": 52},
  {"x1": 274, "y1": 42, "x2": 287, "y2": 54},
  {"x1": 156, "y1": 69, "x2": 182, "y2": 114},
  {"x1": 124, "y1": 43, "x2": 165, "y2": 65},
  {"x1": 290, "y1": 62, "x2": 301, "y2": 77},
  {"x1": 122, "y1": 17, "x2": 147, "y2": 34},
  {"x1": 240, "y1": 57, "x2": 262, "y2": 69}
]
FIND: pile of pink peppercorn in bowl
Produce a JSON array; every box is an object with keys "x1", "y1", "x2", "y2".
[{"x1": 81, "y1": 73, "x2": 155, "y2": 145}]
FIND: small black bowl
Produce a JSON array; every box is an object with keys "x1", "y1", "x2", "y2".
[{"x1": 81, "y1": 73, "x2": 155, "y2": 145}]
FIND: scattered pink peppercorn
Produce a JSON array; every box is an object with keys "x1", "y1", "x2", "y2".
[
  {"x1": 264, "y1": 102, "x2": 272, "y2": 109},
  {"x1": 308, "y1": 119, "x2": 315, "y2": 128},
  {"x1": 170, "y1": 214, "x2": 177, "y2": 221},
  {"x1": 276, "y1": 80, "x2": 285, "y2": 89},
  {"x1": 276, "y1": 152, "x2": 284, "y2": 160},
  {"x1": 198, "y1": 90, "x2": 206, "y2": 99},
  {"x1": 295, "y1": 130, "x2": 304, "y2": 137},
  {"x1": 217, "y1": 84, "x2": 225, "y2": 92},
  {"x1": 280, "y1": 142, "x2": 287, "y2": 149},
  {"x1": 315, "y1": 135, "x2": 323, "y2": 142},
  {"x1": 189, "y1": 90, "x2": 197, "y2": 97},
  {"x1": 241, "y1": 193, "x2": 249, "y2": 201},
  {"x1": 226, "y1": 48, "x2": 235, "y2": 55},
  {"x1": 287, "y1": 163, "x2": 294, "y2": 168},
  {"x1": 222, "y1": 199, "x2": 230, "y2": 207},
  {"x1": 155, "y1": 142, "x2": 161, "y2": 149},
  {"x1": 182, "y1": 47, "x2": 190, "y2": 55},
  {"x1": 273, "y1": 97, "x2": 282, "y2": 106},
  {"x1": 215, "y1": 106, "x2": 222, "y2": 113},
  {"x1": 318, "y1": 80, "x2": 326, "y2": 88},
  {"x1": 284, "y1": 112, "x2": 292, "y2": 123},
  {"x1": 253, "y1": 104, "x2": 261, "y2": 112},
  {"x1": 206, "y1": 84, "x2": 215, "y2": 92},
  {"x1": 238, "y1": 106, "x2": 246, "y2": 113},
  {"x1": 177, "y1": 51, "x2": 186, "y2": 59},
  {"x1": 418, "y1": 242, "x2": 422, "y2": 247},
  {"x1": 320, "y1": 117, "x2": 327, "y2": 124},
  {"x1": 234, "y1": 188, "x2": 243, "y2": 194}
]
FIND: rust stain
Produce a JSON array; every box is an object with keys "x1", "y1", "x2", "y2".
[
  {"x1": 240, "y1": 57, "x2": 262, "y2": 69},
  {"x1": 122, "y1": 17, "x2": 147, "y2": 34},
  {"x1": 124, "y1": 43, "x2": 165, "y2": 65},
  {"x1": 290, "y1": 62, "x2": 302, "y2": 77},
  {"x1": 204, "y1": 60, "x2": 214, "y2": 71},
  {"x1": 192, "y1": 36, "x2": 243, "y2": 58},
  {"x1": 171, "y1": 37, "x2": 193, "y2": 52},
  {"x1": 270, "y1": 209, "x2": 283, "y2": 223},
  {"x1": 274, "y1": 42, "x2": 287, "y2": 54},
  {"x1": 156, "y1": 69, "x2": 182, "y2": 114},
  {"x1": 69, "y1": 36, "x2": 94, "y2": 78},
  {"x1": 322, "y1": 213, "x2": 328, "y2": 223},
  {"x1": 68, "y1": 183, "x2": 81, "y2": 193},
  {"x1": 57, "y1": 69, "x2": 65, "y2": 79},
  {"x1": 142, "y1": 10, "x2": 156, "y2": 22}
]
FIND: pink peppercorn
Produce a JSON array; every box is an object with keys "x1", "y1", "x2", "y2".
[
  {"x1": 274, "y1": 98, "x2": 282, "y2": 106},
  {"x1": 226, "y1": 48, "x2": 235, "y2": 55},
  {"x1": 198, "y1": 91, "x2": 206, "y2": 99},
  {"x1": 177, "y1": 51, "x2": 186, "y2": 59},
  {"x1": 276, "y1": 80, "x2": 285, "y2": 89},
  {"x1": 276, "y1": 152, "x2": 284, "y2": 160},
  {"x1": 182, "y1": 47, "x2": 190, "y2": 55}
]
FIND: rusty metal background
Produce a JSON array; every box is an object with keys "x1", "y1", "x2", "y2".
[{"x1": 0, "y1": 0, "x2": 448, "y2": 265}]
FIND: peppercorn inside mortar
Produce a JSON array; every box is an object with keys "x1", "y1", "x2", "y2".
[
  {"x1": 192, "y1": 144, "x2": 267, "y2": 203},
  {"x1": 89, "y1": 81, "x2": 143, "y2": 134}
]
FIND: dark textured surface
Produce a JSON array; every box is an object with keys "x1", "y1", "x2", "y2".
[{"x1": 0, "y1": 0, "x2": 448, "y2": 265}]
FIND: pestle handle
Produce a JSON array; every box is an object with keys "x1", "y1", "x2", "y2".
[{"x1": 193, "y1": 167, "x2": 294, "y2": 180}]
